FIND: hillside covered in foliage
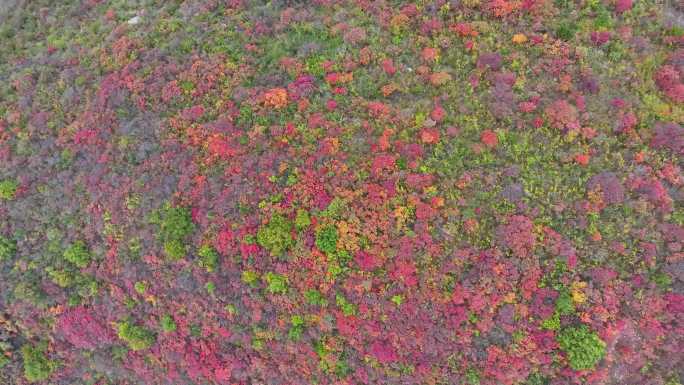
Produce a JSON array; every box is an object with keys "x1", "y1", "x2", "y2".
[{"x1": 0, "y1": 0, "x2": 683, "y2": 384}]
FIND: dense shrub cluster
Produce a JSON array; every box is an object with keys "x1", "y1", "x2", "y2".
[
  {"x1": 152, "y1": 203, "x2": 195, "y2": 261},
  {"x1": 256, "y1": 213, "x2": 294, "y2": 256},
  {"x1": 556, "y1": 325, "x2": 606, "y2": 371},
  {"x1": 20, "y1": 343, "x2": 54, "y2": 383},
  {"x1": 116, "y1": 320, "x2": 156, "y2": 351}
]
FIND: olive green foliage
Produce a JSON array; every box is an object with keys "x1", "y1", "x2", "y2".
[
  {"x1": 315, "y1": 225, "x2": 338, "y2": 255},
  {"x1": 160, "y1": 314, "x2": 177, "y2": 333},
  {"x1": 0, "y1": 235, "x2": 17, "y2": 260},
  {"x1": 526, "y1": 372, "x2": 550, "y2": 385},
  {"x1": 242, "y1": 270, "x2": 259, "y2": 286},
  {"x1": 134, "y1": 281, "x2": 147, "y2": 295},
  {"x1": 541, "y1": 313, "x2": 561, "y2": 330},
  {"x1": 63, "y1": 240, "x2": 91, "y2": 268},
  {"x1": 295, "y1": 209, "x2": 311, "y2": 231},
  {"x1": 21, "y1": 342, "x2": 55, "y2": 382},
  {"x1": 335, "y1": 293, "x2": 356, "y2": 316},
  {"x1": 264, "y1": 272, "x2": 288, "y2": 294},
  {"x1": 556, "y1": 325, "x2": 606, "y2": 370},
  {"x1": 12, "y1": 281, "x2": 46, "y2": 307},
  {"x1": 288, "y1": 315, "x2": 305, "y2": 340},
  {"x1": 555, "y1": 289, "x2": 575, "y2": 315},
  {"x1": 197, "y1": 244, "x2": 219, "y2": 272},
  {"x1": 320, "y1": 197, "x2": 344, "y2": 219},
  {"x1": 47, "y1": 268, "x2": 76, "y2": 288},
  {"x1": 205, "y1": 281, "x2": 216, "y2": 294},
  {"x1": 0, "y1": 178, "x2": 18, "y2": 200},
  {"x1": 305, "y1": 289, "x2": 327, "y2": 306},
  {"x1": 555, "y1": 21, "x2": 577, "y2": 41},
  {"x1": 257, "y1": 213, "x2": 294, "y2": 256},
  {"x1": 542, "y1": 289, "x2": 574, "y2": 330},
  {"x1": 153, "y1": 203, "x2": 195, "y2": 260},
  {"x1": 116, "y1": 320, "x2": 156, "y2": 351}
]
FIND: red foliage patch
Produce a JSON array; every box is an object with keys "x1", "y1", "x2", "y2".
[
  {"x1": 57, "y1": 307, "x2": 114, "y2": 349},
  {"x1": 496, "y1": 215, "x2": 537, "y2": 259}
]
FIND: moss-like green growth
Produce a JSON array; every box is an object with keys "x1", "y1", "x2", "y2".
[
  {"x1": 12, "y1": 281, "x2": 46, "y2": 307},
  {"x1": 163, "y1": 239, "x2": 185, "y2": 261},
  {"x1": 555, "y1": 21, "x2": 577, "y2": 41},
  {"x1": 197, "y1": 244, "x2": 219, "y2": 272},
  {"x1": 242, "y1": 270, "x2": 260, "y2": 286},
  {"x1": 555, "y1": 289, "x2": 575, "y2": 315},
  {"x1": 315, "y1": 224, "x2": 338, "y2": 255},
  {"x1": 288, "y1": 314, "x2": 305, "y2": 340},
  {"x1": 556, "y1": 325, "x2": 606, "y2": 371},
  {"x1": 134, "y1": 281, "x2": 147, "y2": 295},
  {"x1": 541, "y1": 313, "x2": 560, "y2": 330},
  {"x1": 0, "y1": 179, "x2": 18, "y2": 200},
  {"x1": 335, "y1": 293, "x2": 356, "y2": 316},
  {"x1": 160, "y1": 314, "x2": 177, "y2": 333},
  {"x1": 63, "y1": 240, "x2": 91, "y2": 268},
  {"x1": 0, "y1": 235, "x2": 17, "y2": 260},
  {"x1": 295, "y1": 209, "x2": 311, "y2": 231},
  {"x1": 116, "y1": 320, "x2": 156, "y2": 351},
  {"x1": 205, "y1": 281, "x2": 216, "y2": 294},
  {"x1": 264, "y1": 272, "x2": 288, "y2": 294},
  {"x1": 305, "y1": 289, "x2": 328, "y2": 306},
  {"x1": 257, "y1": 213, "x2": 294, "y2": 256},
  {"x1": 21, "y1": 342, "x2": 55, "y2": 382},
  {"x1": 153, "y1": 203, "x2": 195, "y2": 261},
  {"x1": 47, "y1": 268, "x2": 76, "y2": 288},
  {"x1": 320, "y1": 197, "x2": 344, "y2": 219}
]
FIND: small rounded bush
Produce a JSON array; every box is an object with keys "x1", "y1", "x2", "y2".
[
  {"x1": 0, "y1": 179, "x2": 18, "y2": 200},
  {"x1": 63, "y1": 241, "x2": 91, "y2": 268},
  {"x1": 556, "y1": 325, "x2": 606, "y2": 371},
  {"x1": 21, "y1": 343, "x2": 55, "y2": 382},
  {"x1": 0, "y1": 235, "x2": 17, "y2": 260},
  {"x1": 315, "y1": 224, "x2": 338, "y2": 256},
  {"x1": 257, "y1": 214, "x2": 294, "y2": 256},
  {"x1": 116, "y1": 320, "x2": 156, "y2": 351}
]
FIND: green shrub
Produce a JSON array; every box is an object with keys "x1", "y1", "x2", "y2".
[
  {"x1": 257, "y1": 213, "x2": 294, "y2": 256},
  {"x1": 206, "y1": 281, "x2": 216, "y2": 294},
  {"x1": 0, "y1": 235, "x2": 17, "y2": 260},
  {"x1": 154, "y1": 203, "x2": 195, "y2": 260},
  {"x1": 116, "y1": 320, "x2": 156, "y2": 351},
  {"x1": 556, "y1": 325, "x2": 606, "y2": 370},
  {"x1": 335, "y1": 293, "x2": 356, "y2": 316},
  {"x1": 315, "y1": 225, "x2": 338, "y2": 255},
  {"x1": 163, "y1": 238, "x2": 186, "y2": 260},
  {"x1": 21, "y1": 343, "x2": 55, "y2": 382},
  {"x1": 555, "y1": 289, "x2": 575, "y2": 315},
  {"x1": 305, "y1": 289, "x2": 327, "y2": 306},
  {"x1": 13, "y1": 281, "x2": 46, "y2": 307},
  {"x1": 0, "y1": 179, "x2": 18, "y2": 200},
  {"x1": 63, "y1": 241, "x2": 91, "y2": 268},
  {"x1": 264, "y1": 272, "x2": 288, "y2": 294},
  {"x1": 0, "y1": 354, "x2": 8, "y2": 369},
  {"x1": 47, "y1": 268, "x2": 75, "y2": 288},
  {"x1": 134, "y1": 281, "x2": 147, "y2": 295},
  {"x1": 555, "y1": 21, "x2": 577, "y2": 41},
  {"x1": 295, "y1": 209, "x2": 311, "y2": 231},
  {"x1": 160, "y1": 314, "x2": 177, "y2": 333},
  {"x1": 198, "y1": 244, "x2": 219, "y2": 272},
  {"x1": 320, "y1": 197, "x2": 344, "y2": 219},
  {"x1": 541, "y1": 313, "x2": 560, "y2": 330},
  {"x1": 526, "y1": 372, "x2": 550, "y2": 385},
  {"x1": 242, "y1": 270, "x2": 260, "y2": 286},
  {"x1": 288, "y1": 315, "x2": 305, "y2": 340}
]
